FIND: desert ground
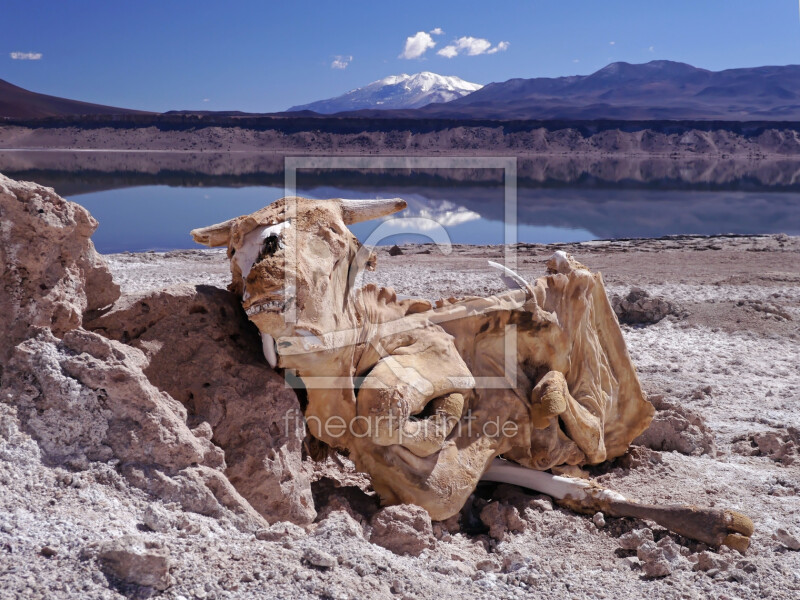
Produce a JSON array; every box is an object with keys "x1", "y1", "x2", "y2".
[{"x1": 2, "y1": 226, "x2": 796, "y2": 599}]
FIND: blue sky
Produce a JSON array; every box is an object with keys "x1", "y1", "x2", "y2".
[{"x1": 3, "y1": 0, "x2": 800, "y2": 113}]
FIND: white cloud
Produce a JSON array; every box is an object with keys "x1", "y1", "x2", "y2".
[
  {"x1": 648, "y1": 45, "x2": 655, "y2": 52},
  {"x1": 487, "y1": 41, "x2": 510, "y2": 54},
  {"x1": 430, "y1": 27, "x2": 443, "y2": 35},
  {"x1": 438, "y1": 37, "x2": 508, "y2": 58},
  {"x1": 331, "y1": 55, "x2": 353, "y2": 69},
  {"x1": 609, "y1": 41, "x2": 616, "y2": 45},
  {"x1": 399, "y1": 31, "x2": 437, "y2": 59},
  {"x1": 573, "y1": 59, "x2": 580, "y2": 63},
  {"x1": 10, "y1": 51, "x2": 42, "y2": 60},
  {"x1": 202, "y1": 98, "x2": 210, "y2": 103}
]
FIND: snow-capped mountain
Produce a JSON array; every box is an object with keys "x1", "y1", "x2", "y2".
[{"x1": 287, "y1": 72, "x2": 482, "y2": 113}]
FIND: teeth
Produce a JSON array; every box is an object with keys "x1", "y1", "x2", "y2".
[{"x1": 245, "y1": 300, "x2": 284, "y2": 316}]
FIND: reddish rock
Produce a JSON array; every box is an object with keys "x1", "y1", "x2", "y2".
[
  {"x1": 370, "y1": 504, "x2": 435, "y2": 556},
  {"x1": 87, "y1": 284, "x2": 315, "y2": 525}
]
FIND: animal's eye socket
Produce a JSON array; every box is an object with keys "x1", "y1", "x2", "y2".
[{"x1": 257, "y1": 235, "x2": 280, "y2": 261}]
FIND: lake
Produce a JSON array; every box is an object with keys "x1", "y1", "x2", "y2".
[{"x1": 2, "y1": 150, "x2": 799, "y2": 253}]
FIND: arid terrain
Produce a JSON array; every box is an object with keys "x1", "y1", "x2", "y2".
[
  {"x1": 3, "y1": 222, "x2": 797, "y2": 599},
  {"x1": 3, "y1": 115, "x2": 800, "y2": 159}
]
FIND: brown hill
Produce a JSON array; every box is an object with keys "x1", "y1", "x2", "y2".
[{"x1": 0, "y1": 79, "x2": 151, "y2": 119}]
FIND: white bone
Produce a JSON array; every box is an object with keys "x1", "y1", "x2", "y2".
[
  {"x1": 482, "y1": 458, "x2": 591, "y2": 501},
  {"x1": 261, "y1": 333, "x2": 278, "y2": 368},
  {"x1": 235, "y1": 221, "x2": 291, "y2": 294},
  {"x1": 340, "y1": 198, "x2": 407, "y2": 224},
  {"x1": 488, "y1": 261, "x2": 529, "y2": 292}
]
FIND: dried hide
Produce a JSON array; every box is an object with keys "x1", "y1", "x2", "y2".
[{"x1": 192, "y1": 196, "x2": 654, "y2": 520}]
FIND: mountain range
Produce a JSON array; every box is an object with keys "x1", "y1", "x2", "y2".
[
  {"x1": 5, "y1": 61, "x2": 800, "y2": 121},
  {"x1": 0, "y1": 79, "x2": 149, "y2": 119},
  {"x1": 400, "y1": 61, "x2": 800, "y2": 120},
  {"x1": 287, "y1": 72, "x2": 482, "y2": 113}
]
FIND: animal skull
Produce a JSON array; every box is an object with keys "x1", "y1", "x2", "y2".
[{"x1": 192, "y1": 196, "x2": 753, "y2": 550}]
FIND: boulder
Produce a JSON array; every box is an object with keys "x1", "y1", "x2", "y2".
[
  {"x1": 0, "y1": 173, "x2": 119, "y2": 368},
  {"x1": 95, "y1": 536, "x2": 172, "y2": 590},
  {"x1": 612, "y1": 287, "x2": 673, "y2": 325},
  {"x1": 1, "y1": 327, "x2": 264, "y2": 531},
  {"x1": 87, "y1": 284, "x2": 315, "y2": 525}
]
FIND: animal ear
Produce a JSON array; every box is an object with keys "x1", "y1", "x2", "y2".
[
  {"x1": 340, "y1": 198, "x2": 407, "y2": 224},
  {"x1": 190, "y1": 217, "x2": 237, "y2": 247}
]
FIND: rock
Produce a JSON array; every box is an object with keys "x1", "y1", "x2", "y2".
[
  {"x1": 255, "y1": 521, "x2": 307, "y2": 542},
  {"x1": 751, "y1": 431, "x2": 796, "y2": 465},
  {"x1": 636, "y1": 538, "x2": 690, "y2": 578},
  {"x1": 619, "y1": 527, "x2": 654, "y2": 550},
  {"x1": 633, "y1": 396, "x2": 715, "y2": 456},
  {"x1": 370, "y1": 504, "x2": 435, "y2": 556},
  {"x1": 143, "y1": 504, "x2": 173, "y2": 533},
  {"x1": 388, "y1": 245, "x2": 404, "y2": 256},
  {"x1": 0, "y1": 173, "x2": 119, "y2": 368},
  {"x1": 612, "y1": 287, "x2": 673, "y2": 325},
  {"x1": 95, "y1": 535, "x2": 171, "y2": 590},
  {"x1": 480, "y1": 501, "x2": 527, "y2": 540},
  {"x1": 774, "y1": 527, "x2": 800, "y2": 550},
  {"x1": 87, "y1": 284, "x2": 315, "y2": 525},
  {"x1": 303, "y1": 547, "x2": 337, "y2": 569},
  {"x1": 1, "y1": 328, "x2": 264, "y2": 531},
  {"x1": 592, "y1": 512, "x2": 606, "y2": 528},
  {"x1": 314, "y1": 510, "x2": 365, "y2": 542},
  {"x1": 693, "y1": 550, "x2": 732, "y2": 572},
  {"x1": 476, "y1": 558, "x2": 500, "y2": 572}
]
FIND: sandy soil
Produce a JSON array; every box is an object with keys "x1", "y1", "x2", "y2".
[{"x1": 3, "y1": 234, "x2": 799, "y2": 599}]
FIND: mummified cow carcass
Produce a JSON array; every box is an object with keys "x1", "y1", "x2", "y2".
[{"x1": 191, "y1": 196, "x2": 754, "y2": 551}]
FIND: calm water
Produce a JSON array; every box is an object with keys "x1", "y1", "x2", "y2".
[{"x1": 2, "y1": 151, "x2": 799, "y2": 253}]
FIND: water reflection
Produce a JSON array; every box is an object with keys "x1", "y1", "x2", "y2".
[{"x1": 0, "y1": 150, "x2": 798, "y2": 252}]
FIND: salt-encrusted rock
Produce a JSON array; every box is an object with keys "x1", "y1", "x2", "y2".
[
  {"x1": 255, "y1": 521, "x2": 307, "y2": 542},
  {"x1": 95, "y1": 536, "x2": 171, "y2": 590},
  {"x1": 1, "y1": 328, "x2": 264, "y2": 531},
  {"x1": 87, "y1": 284, "x2": 315, "y2": 526},
  {"x1": 619, "y1": 527, "x2": 655, "y2": 550},
  {"x1": 593, "y1": 512, "x2": 606, "y2": 528},
  {"x1": 636, "y1": 538, "x2": 690, "y2": 578},
  {"x1": 693, "y1": 550, "x2": 733, "y2": 572},
  {"x1": 0, "y1": 173, "x2": 119, "y2": 368},
  {"x1": 480, "y1": 501, "x2": 527, "y2": 540},
  {"x1": 370, "y1": 504, "x2": 435, "y2": 556},
  {"x1": 774, "y1": 527, "x2": 800, "y2": 550},
  {"x1": 634, "y1": 396, "x2": 715, "y2": 456},
  {"x1": 612, "y1": 287, "x2": 673, "y2": 325},
  {"x1": 142, "y1": 504, "x2": 173, "y2": 533},
  {"x1": 313, "y1": 510, "x2": 365, "y2": 541},
  {"x1": 303, "y1": 547, "x2": 337, "y2": 569}
]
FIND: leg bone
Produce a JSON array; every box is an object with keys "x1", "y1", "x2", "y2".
[{"x1": 482, "y1": 459, "x2": 754, "y2": 552}]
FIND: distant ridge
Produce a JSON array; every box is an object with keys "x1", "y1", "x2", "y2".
[
  {"x1": 0, "y1": 79, "x2": 151, "y2": 119},
  {"x1": 403, "y1": 60, "x2": 800, "y2": 120},
  {"x1": 287, "y1": 72, "x2": 482, "y2": 113}
]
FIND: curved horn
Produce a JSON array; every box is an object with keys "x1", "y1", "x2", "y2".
[
  {"x1": 191, "y1": 217, "x2": 237, "y2": 247},
  {"x1": 340, "y1": 198, "x2": 407, "y2": 224}
]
